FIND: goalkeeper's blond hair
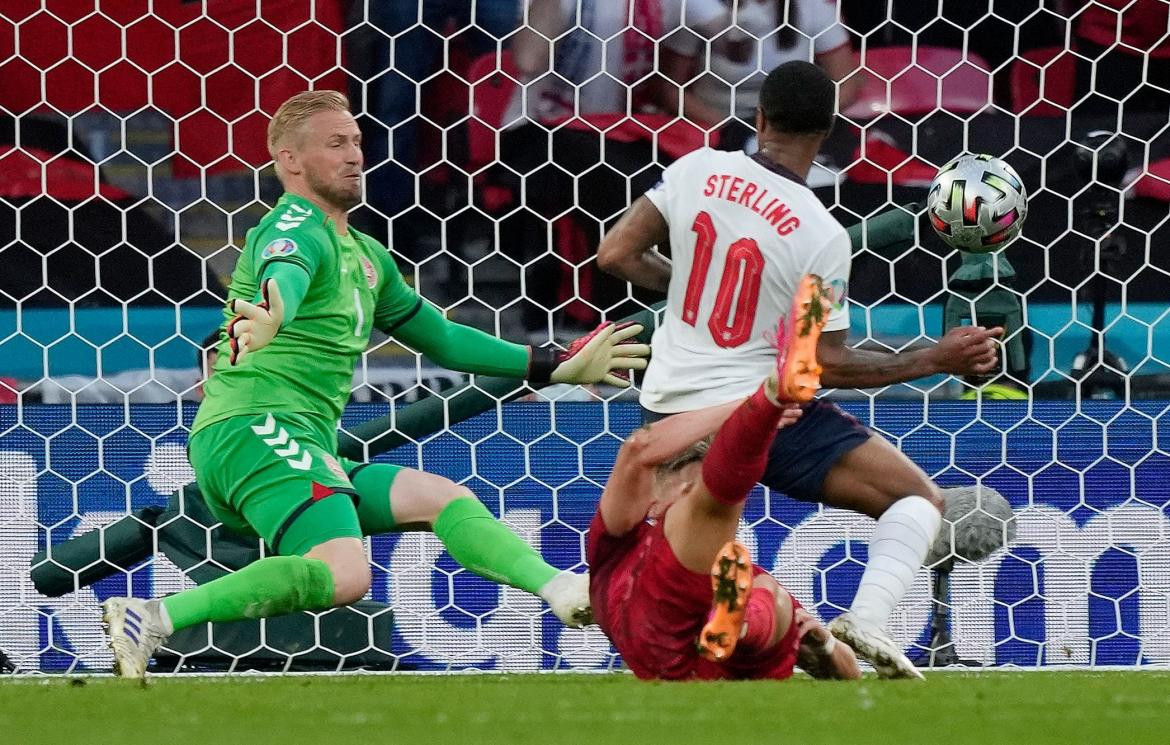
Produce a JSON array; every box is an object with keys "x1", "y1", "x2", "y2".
[{"x1": 267, "y1": 90, "x2": 351, "y2": 161}]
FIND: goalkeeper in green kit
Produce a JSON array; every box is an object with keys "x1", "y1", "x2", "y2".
[{"x1": 102, "y1": 91, "x2": 649, "y2": 679}]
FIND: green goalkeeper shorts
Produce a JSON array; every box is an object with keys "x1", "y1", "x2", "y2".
[{"x1": 188, "y1": 412, "x2": 404, "y2": 556}]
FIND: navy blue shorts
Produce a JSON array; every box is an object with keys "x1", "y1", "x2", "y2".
[{"x1": 641, "y1": 400, "x2": 872, "y2": 503}]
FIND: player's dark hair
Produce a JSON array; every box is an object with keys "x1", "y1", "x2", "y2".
[{"x1": 758, "y1": 60, "x2": 836, "y2": 135}]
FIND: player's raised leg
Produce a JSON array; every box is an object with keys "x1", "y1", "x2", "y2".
[
  {"x1": 666, "y1": 278, "x2": 827, "y2": 660},
  {"x1": 665, "y1": 276, "x2": 827, "y2": 573},
  {"x1": 346, "y1": 463, "x2": 590, "y2": 627},
  {"x1": 776, "y1": 274, "x2": 831, "y2": 403},
  {"x1": 699, "y1": 540, "x2": 753, "y2": 662}
]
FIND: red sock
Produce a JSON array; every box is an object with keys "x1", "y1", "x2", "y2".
[
  {"x1": 738, "y1": 584, "x2": 779, "y2": 654},
  {"x1": 701, "y1": 386, "x2": 783, "y2": 505}
]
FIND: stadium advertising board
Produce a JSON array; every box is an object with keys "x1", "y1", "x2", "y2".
[{"x1": 1, "y1": 401, "x2": 1167, "y2": 672}]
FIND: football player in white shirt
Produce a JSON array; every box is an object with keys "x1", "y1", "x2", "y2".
[{"x1": 598, "y1": 61, "x2": 1002, "y2": 678}]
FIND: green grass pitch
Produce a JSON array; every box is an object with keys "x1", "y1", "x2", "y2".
[{"x1": 2, "y1": 671, "x2": 1168, "y2": 745}]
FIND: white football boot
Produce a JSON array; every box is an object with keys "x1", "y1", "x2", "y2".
[
  {"x1": 540, "y1": 572, "x2": 594, "y2": 628},
  {"x1": 827, "y1": 612, "x2": 923, "y2": 680},
  {"x1": 102, "y1": 597, "x2": 171, "y2": 680}
]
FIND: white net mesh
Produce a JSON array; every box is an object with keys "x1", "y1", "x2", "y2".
[{"x1": 2, "y1": 0, "x2": 1169, "y2": 674}]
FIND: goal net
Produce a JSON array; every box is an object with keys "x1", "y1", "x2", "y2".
[{"x1": 2, "y1": 0, "x2": 1169, "y2": 674}]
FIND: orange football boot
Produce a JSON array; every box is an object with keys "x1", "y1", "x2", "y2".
[
  {"x1": 697, "y1": 541, "x2": 753, "y2": 663},
  {"x1": 775, "y1": 274, "x2": 832, "y2": 403}
]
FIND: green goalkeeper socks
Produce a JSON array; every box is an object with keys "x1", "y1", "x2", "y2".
[
  {"x1": 161, "y1": 555, "x2": 335, "y2": 632},
  {"x1": 160, "y1": 499, "x2": 557, "y2": 631},
  {"x1": 432, "y1": 497, "x2": 559, "y2": 595}
]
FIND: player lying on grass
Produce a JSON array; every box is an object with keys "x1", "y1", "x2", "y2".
[
  {"x1": 588, "y1": 276, "x2": 860, "y2": 681},
  {"x1": 598, "y1": 61, "x2": 1002, "y2": 678},
  {"x1": 102, "y1": 90, "x2": 649, "y2": 679}
]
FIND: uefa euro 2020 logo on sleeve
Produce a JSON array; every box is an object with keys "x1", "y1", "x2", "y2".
[
  {"x1": 261, "y1": 238, "x2": 298, "y2": 259},
  {"x1": 827, "y1": 278, "x2": 848, "y2": 311}
]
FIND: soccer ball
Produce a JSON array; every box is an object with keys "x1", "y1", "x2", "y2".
[{"x1": 926, "y1": 154, "x2": 1028, "y2": 253}]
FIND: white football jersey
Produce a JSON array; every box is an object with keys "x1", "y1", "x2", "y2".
[{"x1": 640, "y1": 148, "x2": 852, "y2": 413}]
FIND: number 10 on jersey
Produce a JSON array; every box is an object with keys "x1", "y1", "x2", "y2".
[{"x1": 681, "y1": 211, "x2": 764, "y2": 348}]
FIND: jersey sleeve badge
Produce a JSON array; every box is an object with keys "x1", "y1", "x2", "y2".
[
  {"x1": 261, "y1": 238, "x2": 298, "y2": 259},
  {"x1": 827, "y1": 279, "x2": 848, "y2": 311}
]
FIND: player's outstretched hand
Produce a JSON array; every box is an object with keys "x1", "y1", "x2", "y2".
[
  {"x1": 932, "y1": 325, "x2": 1003, "y2": 377},
  {"x1": 227, "y1": 279, "x2": 285, "y2": 365},
  {"x1": 550, "y1": 321, "x2": 650, "y2": 388}
]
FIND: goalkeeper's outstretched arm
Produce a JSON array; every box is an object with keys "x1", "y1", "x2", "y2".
[{"x1": 387, "y1": 300, "x2": 650, "y2": 388}]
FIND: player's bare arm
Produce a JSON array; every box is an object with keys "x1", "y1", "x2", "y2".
[
  {"x1": 596, "y1": 195, "x2": 673, "y2": 293},
  {"x1": 793, "y1": 607, "x2": 862, "y2": 680},
  {"x1": 599, "y1": 401, "x2": 741, "y2": 536},
  {"x1": 817, "y1": 326, "x2": 1003, "y2": 390}
]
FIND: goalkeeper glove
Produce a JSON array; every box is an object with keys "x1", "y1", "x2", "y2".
[
  {"x1": 227, "y1": 278, "x2": 285, "y2": 365},
  {"x1": 527, "y1": 321, "x2": 650, "y2": 388}
]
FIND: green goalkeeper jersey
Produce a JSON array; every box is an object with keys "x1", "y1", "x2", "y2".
[{"x1": 192, "y1": 193, "x2": 421, "y2": 436}]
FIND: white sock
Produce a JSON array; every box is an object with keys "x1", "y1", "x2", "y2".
[
  {"x1": 850, "y1": 495, "x2": 941, "y2": 628},
  {"x1": 151, "y1": 599, "x2": 175, "y2": 636}
]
